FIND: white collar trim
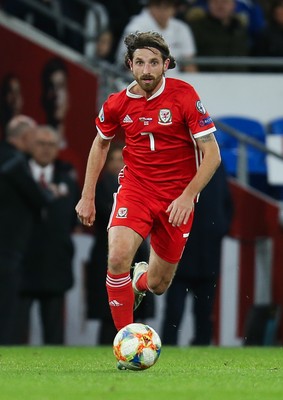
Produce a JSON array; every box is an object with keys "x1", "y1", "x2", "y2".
[{"x1": 126, "y1": 76, "x2": 166, "y2": 101}]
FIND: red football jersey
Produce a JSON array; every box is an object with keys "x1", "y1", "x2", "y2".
[{"x1": 95, "y1": 77, "x2": 216, "y2": 200}]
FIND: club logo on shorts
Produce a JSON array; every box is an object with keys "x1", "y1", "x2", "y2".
[
  {"x1": 158, "y1": 109, "x2": 172, "y2": 125},
  {"x1": 117, "y1": 207, "x2": 128, "y2": 218},
  {"x1": 196, "y1": 100, "x2": 206, "y2": 115}
]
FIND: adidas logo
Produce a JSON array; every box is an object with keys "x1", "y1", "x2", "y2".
[
  {"x1": 123, "y1": 115, "x2": 133, "y2": 123},
  {"x1": 109, "y1": 300, "x2": 123, "y2": 307}
]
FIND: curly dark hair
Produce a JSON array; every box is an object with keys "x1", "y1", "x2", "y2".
[{"x1": 124, "y1": 31, "x2": 176, "y2": 70}]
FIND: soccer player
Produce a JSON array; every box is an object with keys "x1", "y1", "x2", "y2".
[{"x1": 76, "y1": 31, "x2": 221, "y2": 334}]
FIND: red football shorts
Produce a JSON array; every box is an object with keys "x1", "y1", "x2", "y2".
[{"x1": 108, "y1": 185, "x2": 194, "y2": 264}]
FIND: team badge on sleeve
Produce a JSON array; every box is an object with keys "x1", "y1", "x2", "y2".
[
  {"x1": 98, "y1": 106, "x2": 105, "y2": 122},
  {"x1": 196, "y1": 100, "x2": 206, "y2": 115},
  {"x1": 158, "y1": 109, "x2": 172, "y2": 125}
]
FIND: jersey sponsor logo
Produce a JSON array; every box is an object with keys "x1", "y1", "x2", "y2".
[
  {"x1": 123, "y1": 114, "x2": 133, "y2": 123},
  {"x1": 117, "y1": 207, "x2": 128, "y2": 218},
  {"x1": 158, "y1": 108, "x2": 172, "y2": 125},
  {"x1": 98, "y1": 106, "x2": 105, "y2": 122},
  {"x1": 199, "y1": 116, "x2": 213, "y2": 127},
  {"x1": 139, "y1": 117, "x2": 153, "y2": 126},
  {"x1": 196, "y1": 100, "x2": 206, "y2": 114}
]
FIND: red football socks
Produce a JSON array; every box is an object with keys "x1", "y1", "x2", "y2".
[
  {"x1": 135, "y1": 271, "x2": 149, "y2": 291},
  {"x1": 106, "y1": 271, "x2": 134, "y2": 331}
]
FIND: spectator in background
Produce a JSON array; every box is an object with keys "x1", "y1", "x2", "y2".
[
  {"x1": 83, "y1": 1, "x2": 110, "y2": 61},
  {"x1": 95, "y1": 30, "x2": 113, "y2": 61},
  {"x1": 161, "y1": 162, "x2": 233, "y2": 345},
  {"x1": 86, "y1": 29, "x2": 114, "y2": 65},
  {"x1": 41, "y1": 57, "x2": 82, "y2": 183},
  {"x1": 95, "y1": 0, "x2": 143, "y2": 63},
  {"x1": 115, "y1": 0, "x2": 197, "y2": 72},
  {"x1": 0, "y1": 115, "x2": 53, "y2": 344},
  {"x1": 189, "y1": 0, "x2": 251, "y2": 71},
  {"x1": 252, "y1": 0, "x2": 283, "y2": 72},
  {"x1": 234, "y1": 0, "x2": 266, "y2": 44},
  {"x1": 85, "y1": 142, "x2": 155, "y2": 344},
  {"x1": 182, "y1": 0, "x2": 265, "y2": 45},
  {"x1": 41, "y1": 57, "x2": 69, "y2": 147},
  {"x1": 0, "y1": 74, "x2": 24, "y2": 139},
  {"x1": 15, "y1": 125, "x2": 80, "y2": 345}
]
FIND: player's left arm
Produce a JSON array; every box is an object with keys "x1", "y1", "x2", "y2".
[{"x1": 166, "y1": 133, "x2": 221, "y2": 227}]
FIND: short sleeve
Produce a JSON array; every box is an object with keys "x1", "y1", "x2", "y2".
[
  {"x1": 95, "y1": 96, "x2": 120, "y2": 140},
  {"x1": 185, "y1": 86, "x2": 216, "y2": 138}
]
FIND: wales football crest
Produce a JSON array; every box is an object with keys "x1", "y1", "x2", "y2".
[{"x1": 158, "y1": 109, "x2": 172, "y2": 125}]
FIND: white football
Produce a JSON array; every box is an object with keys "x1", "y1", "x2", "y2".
[{"x1": 113, "y1": 323, "x2": 162, "y2": 371}]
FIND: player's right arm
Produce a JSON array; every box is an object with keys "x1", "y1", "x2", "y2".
[{"x1": 75, "y1": 134, "x2": 111, "y2": 226}]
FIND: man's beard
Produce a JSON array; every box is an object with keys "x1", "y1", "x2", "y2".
[{"x1": 135, "y1": 71, "x2": 164, "y2": 93}]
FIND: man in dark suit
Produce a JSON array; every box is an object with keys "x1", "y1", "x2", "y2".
[
  {"x1": 0, "y1": 115, "x2": 53, "y2": 344},
  {"x1": 161, "y1": 162, "x2": 233, "y2": 345},
  {"x1": 16, "y1": 125, "x2": 80, "y2": 344}
]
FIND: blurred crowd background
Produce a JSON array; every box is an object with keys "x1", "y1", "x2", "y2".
[{"x1": 1, "y1": 0, "x2": 283, "y2": 72}]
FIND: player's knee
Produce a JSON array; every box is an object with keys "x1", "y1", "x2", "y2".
[
  {"x1": 151, "y1": 287, "x2": 166, "y2": 296},
  {"x1": 108, "y1": 252, "x2": 130, "y2": 274},
  {"x1": 149, "y1": 277, "x2": 171, "y2": 295}
]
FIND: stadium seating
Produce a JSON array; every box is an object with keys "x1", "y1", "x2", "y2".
[
  {"x1": 215, "y1": 116, "x2": 267, "y2": 175},
  {"x1": 268, "y1": 117, "x2": 283, "y2": 134},
  {"x1": 266, "y1": 117, "x2": 283, "y2": 200}
]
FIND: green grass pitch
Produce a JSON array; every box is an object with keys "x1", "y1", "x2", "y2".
[{"x1": 0, "y1": 346, "x2": 282, "y2": 400}]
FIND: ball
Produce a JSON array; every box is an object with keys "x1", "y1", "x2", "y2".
[{"x1": 113, "y1": 323, "x2": 162, "y2": 371}]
